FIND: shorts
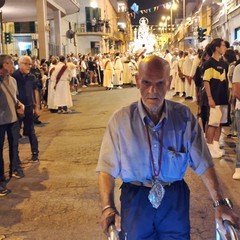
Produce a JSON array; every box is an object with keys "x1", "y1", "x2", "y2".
[
  {"x1": 80, "y1": 72, "x2": 86, "y2": 79},
  {"x1": 208, "y1": 105, "x2": 228, "y2": 127}
]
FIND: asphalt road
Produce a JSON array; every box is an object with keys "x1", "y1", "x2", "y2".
[{"x1": 0, "y1": 86, "x2": 239, "y2": 240}]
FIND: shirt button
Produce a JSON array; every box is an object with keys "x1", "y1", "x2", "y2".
[{"x1": 154, "y1": 144, "x2": 157, "y2": 148}]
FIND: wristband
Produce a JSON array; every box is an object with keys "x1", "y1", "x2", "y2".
[{"x1": 102, "y1": 205, "x2": 116, "y2": 214}]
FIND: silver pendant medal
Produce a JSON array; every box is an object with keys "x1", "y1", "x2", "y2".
[{"x1": 148, "y1": 178, "x2": 165, "y2": 209}]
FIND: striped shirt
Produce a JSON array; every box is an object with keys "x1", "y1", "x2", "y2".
[{"x1": 203, "y1": 57, "x2": 228, "y2": 105}]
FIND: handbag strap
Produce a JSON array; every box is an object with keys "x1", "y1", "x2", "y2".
[{"x1": 1, "y1": 79, "x2": 18, "y2": 106}]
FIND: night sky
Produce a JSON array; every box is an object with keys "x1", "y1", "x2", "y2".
[{"x1": 127, "y1": 0, "x2": 183, "y2": 26}]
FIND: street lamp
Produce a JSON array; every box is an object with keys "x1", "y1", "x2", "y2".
[
  {"x1": 166, "y1": 1, "x2": 178, "y2": 46},
  {"x1": 161, "y1": 16, "x2": 170, "y2": 33},
  {"x1": 159, "y1": 22, "x2": 166, "y2": 34}
]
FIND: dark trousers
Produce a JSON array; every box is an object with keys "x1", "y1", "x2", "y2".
[
  {"x1": 0, "y1": 121, "x2": 20, "y2": 180},
  {"x1": 20, "y1": 106, "x2": 39, "y2": 154},
  {"x1": 201, "y1": 105, "x2": 210, "y2": 132},
  {"x1": 99, "y1": 70, "x2": 104, "y2": 85},
  {"x1": 119, "y1": 180, "x2": 190, "y2": 240}
]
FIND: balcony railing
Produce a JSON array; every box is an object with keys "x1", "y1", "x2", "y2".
[{"x1": 75, "y1": 22, "x2": 111, "y2": 35}]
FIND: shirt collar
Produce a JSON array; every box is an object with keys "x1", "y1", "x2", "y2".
[
  {"x1": 19, "y1": 69, "x2": 28, "y2": 78},
  {"x1": 137, "y1": 99, "x2": 168, "y2": 127}
]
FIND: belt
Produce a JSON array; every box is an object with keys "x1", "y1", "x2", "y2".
[{"x1": 129, "y1": 181, "x2": 172, "y2": 188}]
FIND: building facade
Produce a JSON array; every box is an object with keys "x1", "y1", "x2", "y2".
[
  {"x1": 171, "y1": 0, "x2": 240, "y2": 50},
  {"x1": 1, "y1": 0, "x2": 80, "y2": 59},
  {"x1": 73, "y1": 0, "x2": 132, "y2": 55},
  {"x1": 1, "y1": 0, "x2": 132, "y2": 58}
]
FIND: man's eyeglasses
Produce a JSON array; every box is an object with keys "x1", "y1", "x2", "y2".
[{"x1": 20, "y1": 62, "x2": 32, "y2": 66}]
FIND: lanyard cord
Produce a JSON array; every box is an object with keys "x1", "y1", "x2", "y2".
[{"x1": 145, "y1": 122, "x2": 164, "y2": 178}]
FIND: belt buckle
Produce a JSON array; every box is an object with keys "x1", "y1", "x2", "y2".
[{"x1": 159, "y1": 180, "x2": 171, "y2": 187}]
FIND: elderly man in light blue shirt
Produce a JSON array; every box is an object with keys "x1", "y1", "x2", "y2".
[{"x1": 97, "y1": 55, "x2": 239, "y2": 240}]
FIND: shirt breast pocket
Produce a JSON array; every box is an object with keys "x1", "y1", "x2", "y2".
[{"x1": 161, "y1": 146, "x2": 188, "y2": 182}]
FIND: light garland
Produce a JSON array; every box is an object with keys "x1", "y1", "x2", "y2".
[{"x1": 128, "y1": 2, "x2": 172, "y2": 17}]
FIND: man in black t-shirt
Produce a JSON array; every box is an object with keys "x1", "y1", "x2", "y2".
[
  {"x1": 12, "y1": 56, "x2": 40, "y2": 162},
  {"x1": 203, "y1": 38, "x2": 228, "y2": 159}
]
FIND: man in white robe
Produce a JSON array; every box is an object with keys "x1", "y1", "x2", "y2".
[
  {"x1": 182, "y1": 51, "x2": 194, "y2": 100},
  {"x1": 51, "y1": 56, "x2": 73, "y2": 113},
  {"x1": 113, "y1": 53, "x2": 123, "y2": 89}
]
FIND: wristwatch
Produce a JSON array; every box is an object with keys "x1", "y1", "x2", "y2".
[{"x1": 213, "y1": 198, "x2": 233, "y2": 209}]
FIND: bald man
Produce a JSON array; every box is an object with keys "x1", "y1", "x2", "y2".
[
  {"x1": 96, "y1": 56, "x2": 239, "y2": 239},
  {"x1": 12, "y1": 56, "x2": 40, "y2": 162}
]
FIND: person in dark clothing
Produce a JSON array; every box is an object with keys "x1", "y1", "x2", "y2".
[
  {"x1": 196, "y1": 51, "x2": 211, "y2": 132},
  {"x1": 88, "y1": 57, "x2": 97, "y2": 85},
  {"x1": 30, "y1": 56, "x2": 42, "y2": 124},
  {"x1": 12, "y1": 56, "x2": 40, "y2": 162},
  {"x1": 223, "y1": 49, "x2": 237, "y2": 135},
  {"x1": 203, "y1": 38, "x2": 228, "y2": 159}
]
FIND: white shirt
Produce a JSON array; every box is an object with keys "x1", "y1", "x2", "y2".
[{"x1": 232, "y1": 64, "x2": 240, "y2": 109}]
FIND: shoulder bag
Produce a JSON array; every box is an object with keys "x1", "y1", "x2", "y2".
[{"x1": 1, "y1": 80, "x2": 25, "y2": 119}]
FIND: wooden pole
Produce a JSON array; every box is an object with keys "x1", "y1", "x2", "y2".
[{"x1": 0, "y1": 11, "x2": 3, "y2": 53}]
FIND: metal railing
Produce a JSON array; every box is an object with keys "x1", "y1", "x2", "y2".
[
  {"x1": 108, "y1": 225, "x2": 119, "y2": 240},
  {"x1": 75, "y1": 23, "x2": 111, "y2": 34},
  {"x1": 216, "y1": 221, "x2": 239, "y2": 240},
  {"x1": 108, "y1": 221, "x2": 240, "y2": 240}
]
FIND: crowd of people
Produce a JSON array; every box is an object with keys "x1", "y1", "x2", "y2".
[
  {"x1": 161, "y1": 39, "x2": 240, "y2": 180},
  {"x1": 0, "y1": 50, "x2": 142, "y2": 197},
  {"x1": 0, "y1": 38, "x2": 239, "y2": 204},
  {"x1": 97, "y1": 38, "x2": 240, "y2": 239}
]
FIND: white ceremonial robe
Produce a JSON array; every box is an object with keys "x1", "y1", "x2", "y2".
[
  {"x1": 103, "y1": 59, "x2": 114, "y2": 88},
  {"x1": 175, "y1": 57, "x2": 185, "y2": 94},
  {"x1": 49, "y1": 62, "x2": 73, "y2": 109},
  {"x1": 113, "y1": 57, "x2": 123, "y2": 86},
  {"x1": 128, "y1": 59, "x2": 138, "y2": 85},
  {"x1": 182, "y1": 56, "x2": 194, "y2": 97}
]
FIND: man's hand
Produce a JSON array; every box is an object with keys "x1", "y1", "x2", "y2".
[
  {"x1": 100, "y1": 207, "x2": 121, "y2": 235},
  {"x1": 215, "y1": 206, "x2": 240, "y2": 233},
  {"x1": 16, "y1": 101, "x2": 25, "y2": 115},
  {"x1": 208, "y1": 97, "x2": 216, "y2": 108},
  {"x1": 34, "y1": 105, "x2": 40, "y2": 116},
  {"x1": 201, "y1": 167, "x2": 240, "y2": 232}
]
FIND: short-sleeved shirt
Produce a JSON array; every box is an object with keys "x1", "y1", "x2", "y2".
[
  {"x1": 96, "y1": 100, "x2": 213, "y2": 183},
  {"x1": 0, "y1": 76, "x2": 18, "y2": 125},
  {"x1": 232, "y1": 64, "x2": 240, "y2": 110},
  {"x1": 203, "y1": 57, "x2": 228, "y2": 105},
  {"x1": 12, "y1": 69, "x2": 38, "y2": 107}
]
